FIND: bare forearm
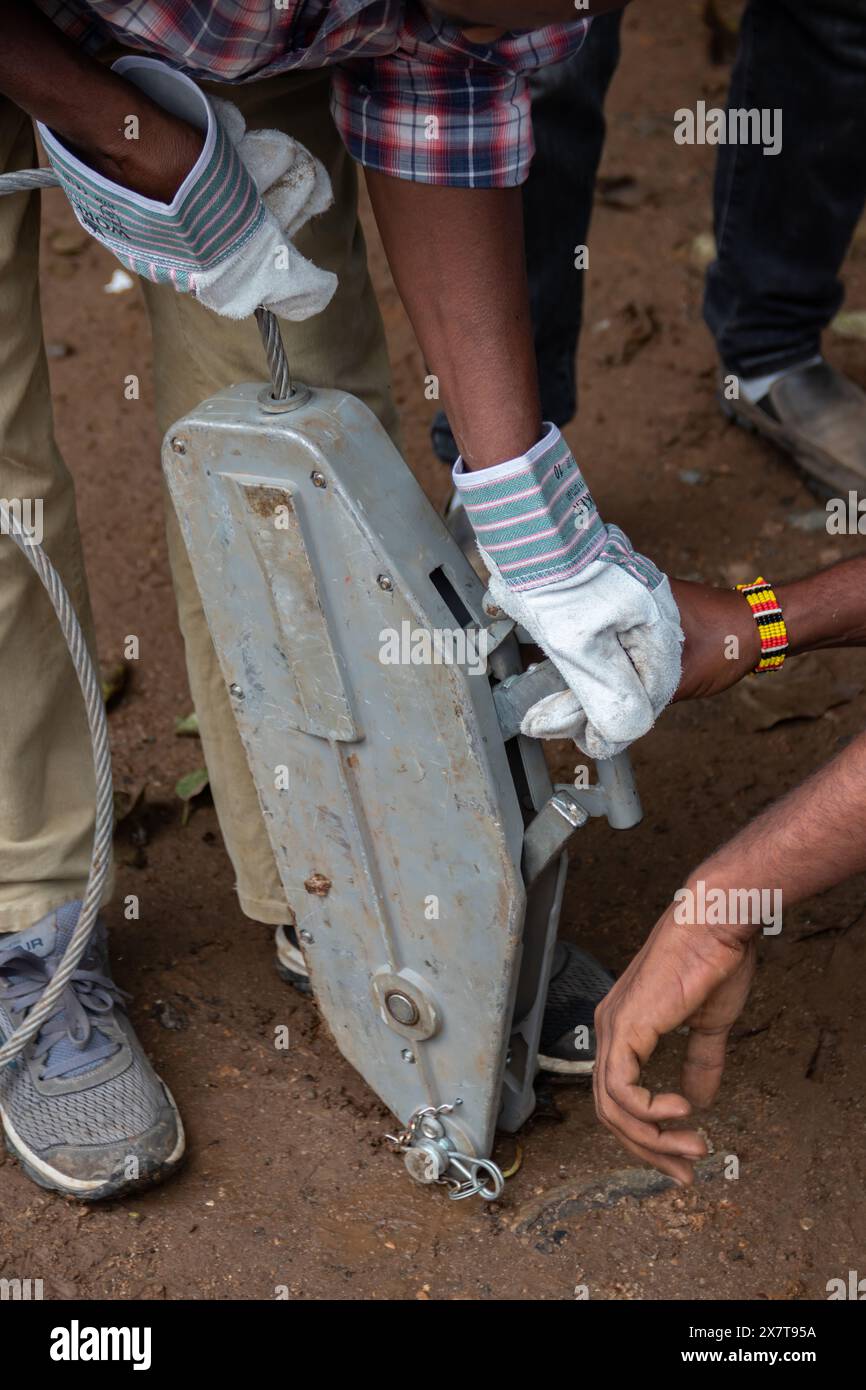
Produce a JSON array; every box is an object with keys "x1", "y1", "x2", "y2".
[
  {"x1": 691, "y1": 730, "x2": 866, "y2": 923},
  {"x1": 2, "y1": 2, "x2": 130, "y2": 144},
  {"x1": 673, "y1": 555, "x2": 866, "y2": 701},
  {"x1": 365, "y1": 171, "x2": 542, "y2": 469},
  {"x1": 1, "y1": 1, "x2": 202, "y2": 200},
  {"x1": 778, "y1": 555, "x2": 866, "y2": 657},
  {"x1": 673, "y1": 559, "x2": 866, "y2": 907}
]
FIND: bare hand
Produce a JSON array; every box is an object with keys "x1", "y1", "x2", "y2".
[{"x1": 593, "y1": 906, "x2": 757, "y2": 1183}]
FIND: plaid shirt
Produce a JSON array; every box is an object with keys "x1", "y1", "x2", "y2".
[{"x1": 34, "y1": 2, "x2": 589, "y2": 187}]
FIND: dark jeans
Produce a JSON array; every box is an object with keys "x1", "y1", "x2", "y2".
[
  {"x1": 432, "y1": 1, "x2": 866, "y2": 462},
  {"x1": 706, "y1": 0, "x2": 866, "y2": 377},
  {"x1": 521, "y1": 9, "x2": 623, "y2": 424}
]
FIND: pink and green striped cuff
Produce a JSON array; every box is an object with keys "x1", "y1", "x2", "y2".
[
  {"x1": 452, "y1": 424, "x2": 608, "y2": 591},
  {"x1": 37, "y1": 58, "x2": 265, "y2": 293}
]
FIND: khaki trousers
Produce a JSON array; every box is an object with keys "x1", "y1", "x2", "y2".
[{"x1": 0, "y1": 70, "x2": 398, "y2": 931}]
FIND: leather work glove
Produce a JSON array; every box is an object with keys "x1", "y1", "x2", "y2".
[
  {"x1": 38, "y1": 56, "x2": 337, "y2": 321},
  {"x1": 453, "y1": 424, "x2": 684, "y2": 760}
]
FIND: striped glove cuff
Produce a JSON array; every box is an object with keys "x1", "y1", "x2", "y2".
[
  {"x1": 452, "y1": 424, "x2": 607, "y2": 591},
  {"x1": 37, "y1": 57, "x2": 265, "y2": 292}
]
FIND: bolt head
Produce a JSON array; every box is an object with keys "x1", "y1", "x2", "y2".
[
  {"x1": 377, "y1": 574, "x2": 393, "y2": 592},
  {"x1": 401, "y1": 1048, "x2": 416, "y2": 1064},
  {"x1": 310, "y1": 471, "x2": 326, "y2": 488},
  {"x1": 170, "y1": 437, "x2": 187, "y2": 455},
  {"x1": 385, "y1": 991, "x2": 420, "y2": 1027},
  {"x1": 299, "y1": 929, "x2": 313, "y2": 945},
  {"x1": 229, "y1": 683, "x2": 244, "y2": 700}
]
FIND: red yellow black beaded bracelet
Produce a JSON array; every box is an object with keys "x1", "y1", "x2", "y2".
[{"x1": 735, "y1": 577, "x2": 788, "y2": 673}]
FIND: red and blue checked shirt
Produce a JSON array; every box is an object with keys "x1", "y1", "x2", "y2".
[{"x1": 34, "y1": 2, "x2": 590, "y2": 187}]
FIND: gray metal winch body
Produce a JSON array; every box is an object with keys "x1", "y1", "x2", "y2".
[
  {"x1": 0, "y1": 166, "x2": 638, "y2": 1190},
  {"x1": 163, "y1": 380, "x2": 642, "y2": 1197}
]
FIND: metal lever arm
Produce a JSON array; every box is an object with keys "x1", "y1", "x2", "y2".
[{"x1": 494, "y1": 660, "x2": 644, "y2": 830}]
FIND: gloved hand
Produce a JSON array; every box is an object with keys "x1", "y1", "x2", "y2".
[
  {"x1": 38, "y1": 55, "x2": 337, "y2": 321},
  {"x1": 484, "y1": 529, "x2": 684, "y2": 757},
  {"x1": 453, "y1": 424, "x2": 684, "y2": 759}
]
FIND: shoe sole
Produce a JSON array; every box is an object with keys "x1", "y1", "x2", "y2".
[
  {"x1": 1, "y1": 1085, "x2": 186, "y2": 1202},
  {"x1": 718, "y1": 390, "x2": 862, "y2": 499},
  {"x1": 274, "y1": 923, "x2": 314, "y2": 997},
  {"x1": 537, "y1": 1053, "x2": 595, "y2": 1076},
  {"x1": 275, "y1": 958, "x2": 313, "y2": 996}
]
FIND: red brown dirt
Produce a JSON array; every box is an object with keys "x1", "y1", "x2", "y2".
[{"x1": 2, "y1": 0, "x2": 865, "y2": 1300}]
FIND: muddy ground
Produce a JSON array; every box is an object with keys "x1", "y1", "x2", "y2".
[{"x1": 3, "y1": 0, "x2": 866, "y2": 1300}]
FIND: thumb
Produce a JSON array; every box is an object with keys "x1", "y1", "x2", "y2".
[
  {"x1": 520, "y1": 689, "x2": 634, "y2": 759},
  {"x1": 267, "y1": 259, "x2": 339, "y2": 321},
  {"x1": 521, "y1": 688, "x2": 586, "y2": 741},
  {"x1": 235, "y1": 127, "x2": 298, "y2": 195}
]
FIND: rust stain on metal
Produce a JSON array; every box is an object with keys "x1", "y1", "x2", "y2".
[
  {"x1": 304, "y1": 872, "x2": 332, "y2": 897},
  {"x1": 245, "y1": 483, "x2": 292, "y2": 520}
]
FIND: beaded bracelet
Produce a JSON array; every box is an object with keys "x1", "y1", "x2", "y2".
[{"x1": 735, "y1": 577, "x2": 788, "y2": 673}]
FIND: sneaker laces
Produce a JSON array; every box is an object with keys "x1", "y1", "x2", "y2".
[{"x1": 0, "y1": 940, "x2": 128, "y2": 1081}]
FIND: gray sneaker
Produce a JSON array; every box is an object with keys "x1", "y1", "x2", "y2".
[{"x1": 0, "y1": 901, "x2": 185, "y2": 1200}]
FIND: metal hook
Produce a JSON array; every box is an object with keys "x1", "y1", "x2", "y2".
[{"x1": 446, "y1": 1154, "x2": 505, "y2": 1202}]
